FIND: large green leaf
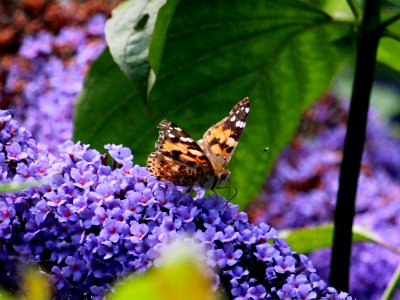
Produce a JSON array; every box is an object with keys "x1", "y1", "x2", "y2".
[
  {"x1": 74, "y1": 48, "x2": 152, "y2": 154},
  {"x1": 280, "y1": 224, "x2": 400, "y2": 254},
  {"x1": 147, "y1": 0, "x2": 354, "y2": 207},
  {"x1": 75, "y1": 0, "x2": 354, "y2": 208}
]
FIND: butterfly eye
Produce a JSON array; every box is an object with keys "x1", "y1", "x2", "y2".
[{"x1": 219, "y1": 171, "x2": 231, "y2": 182}]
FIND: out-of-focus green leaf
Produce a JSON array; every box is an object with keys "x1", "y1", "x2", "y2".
[
  {"x1": 105, "y1": 0, "x2": 170, "y2": 100},
  {"x1": 378, "y1": 37, "x2": 400, "y2": 71},
  {"x1": 21, "y1": 266, "x2": 51, "y2": 300},
  {"x1": 0, "y1": 265, "x2": 51, "y2": 300},
  {"x1": 387, "y1": 0, "x2": 400, "y2": 7},
  {"x1": 107, "y1": 240, "x2": 219, "y2": 300},
  {"x1": 280, "y1": 224, "x2": 336, "y2": 253},
  {"x1": 377, "y1": 12, "x2": 400, "y2": 71},
  {"x1": 382, "y1": 261, "x2": 400, "y2": 300},
  {"x1": 0, "y1": 180, "x2": 47, "y2": 193},
  {"x1": 280, "y1": 224, "x2": 400, "y2": 254},
  {"x1": 0, "y1": 290, "x2": 17, "y2": 300}
]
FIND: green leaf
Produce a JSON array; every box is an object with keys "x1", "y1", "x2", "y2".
[
  {"x1": 387, "y1": 0, "x2": 400, "y2": 7},
  {"x1": 377, "y1": 12, "x2": 400, "y2": 71},
  {"x1": 382, "y1": 261, "x2": 400, "y2": 300},
  {"x1": 74, "y1": 48, "x2": 152, "y2": 154},
  {"x1": 105, "y1": 0, "x2": 170, "y2": 100},
  {"x1": 148, "y1": 0, "x2": 354, "y2": 207},
  {"x1": 301, "y1": 0, "x2": 356, "y2": 20},
  {"x1": 107, "y1": 240, "x2": 219, "y2": 300},
  {"x1": 378, "y1": 36, "x2": 400, "y2": 71},
  {"x1": 280, "y1": 224, "x2": 400, "y2": 254}
]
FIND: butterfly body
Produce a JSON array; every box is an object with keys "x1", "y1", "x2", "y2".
[{"x1": 147, "y1": 97, "x2": 250, "y2": 189}]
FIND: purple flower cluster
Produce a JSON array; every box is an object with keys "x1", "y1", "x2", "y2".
[
  {"x1": 3, "y1": 14, "x2": 106, "y2": 153},
  {"x1": 249, "y1": 96, "x2": 400, "y2": 299},
  {"x1": 0, "y1": 111, "x2": 352, "y2": 299}
]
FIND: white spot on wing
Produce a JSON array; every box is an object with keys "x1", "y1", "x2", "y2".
[
  {"x1": 245, "y1": 107, "x2": 249, "y2": 113},
  {"x1": 180, "y1": 136, "x2": 194, "y2": 143},
  {"x1": 230, "y1": 115, "x2": 236, "y2": 122},
  {"x1": 236, "y1": 121, "x2": 245, "y2": 128},
  {"x1": 168, "y1": 133, "x2": 175, "y2": 138}
]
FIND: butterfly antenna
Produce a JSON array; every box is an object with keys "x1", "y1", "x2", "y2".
[{"x1": 222, "y1": 180, "x2": 238, "y2": 209}]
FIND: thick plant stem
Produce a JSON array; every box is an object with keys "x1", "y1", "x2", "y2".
[{"x1": 329, "y1": 0, "x2": 381, "y2": 292}]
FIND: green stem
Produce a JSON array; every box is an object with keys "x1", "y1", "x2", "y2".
[{"x1": 329, "y1": 0, "x2": 382, "y2": 292}]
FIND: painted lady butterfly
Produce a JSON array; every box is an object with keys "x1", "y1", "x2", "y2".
[{"x1": 147, "y1": 97, "x2": 250, "y2": 189}]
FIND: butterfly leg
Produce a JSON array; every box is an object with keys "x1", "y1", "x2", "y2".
[
  {"x1": 180, "y1": 186, "x2": 194, "y2": 203},
  {"x1": 210, "y1": 186, "x2": 231, "y2": 209},
  {"x1": 228, "y1": 180, "x2": 238, "y2": 201},
  {"x1": 221, "y1": 181, "x2": 238, "y2": 209}
]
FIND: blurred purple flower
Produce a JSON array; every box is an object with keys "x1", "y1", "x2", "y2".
[{"x1": 5, "y1": 14, "x2": 106, "y2": 154}]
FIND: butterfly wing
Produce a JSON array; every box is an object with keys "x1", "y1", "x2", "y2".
[
  {"x1": 198, "y1": 97, "x2": 250, "y2": 170},
  {"x1": 147, "y1": 120, "x2": 215, "y2": 187},
  {"x1": 147, "y1": 153, "x2": 207, "y2": 187}
]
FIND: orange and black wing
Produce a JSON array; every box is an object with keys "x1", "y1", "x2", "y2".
[
  {"x1": 198, "y1": 97, "x2": 250, "y2": 169},
  {"x1": 147, "y1": 120, "x2": 215, "y2": 187}
]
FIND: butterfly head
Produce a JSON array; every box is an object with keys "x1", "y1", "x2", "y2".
[
  {"x1": 213, "y1": 168, "x2": 231, "y2": 188},
  {"x1": 219, "y1": 170, "x2": 231, "y2": 181}
]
